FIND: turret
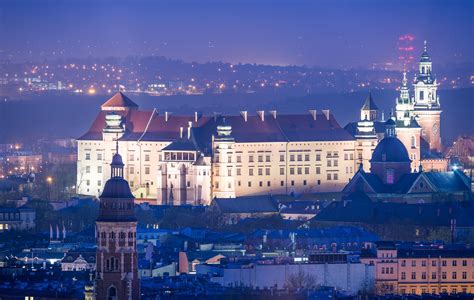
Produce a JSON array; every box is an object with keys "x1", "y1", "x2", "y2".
[
  {"x1": 212, "y1": 118, "x2": 236, "y2": 198},
  {"x1": 360, "y1": 92, "x2": 379, "y2": 121}
]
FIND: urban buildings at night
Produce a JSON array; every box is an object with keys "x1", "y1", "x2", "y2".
[{"x1": 1, "y1": 0, "x2": 473, "y2": 299}]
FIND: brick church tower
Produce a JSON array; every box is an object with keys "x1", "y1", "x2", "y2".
[
  {"x1": 95, "y1": 142, "x2": 139, "y2": 300},
  {"x1": 413, "y1": 41, "x2": 442, "y2": 153}
]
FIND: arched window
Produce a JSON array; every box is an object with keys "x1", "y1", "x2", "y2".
[
  {"x1": 106, "y1": 257, "x2": 119, "y2": 272},
  {"x1": 411, "y1": 136, "x2": 416, "y2": 148},
  {"x1": 107, "y1": 286, "x2": 118, "y2": 300}
]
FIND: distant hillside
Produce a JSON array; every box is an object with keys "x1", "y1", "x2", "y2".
[{"x1": 0, "y1": 88, "x2": 472, "y2": 145}]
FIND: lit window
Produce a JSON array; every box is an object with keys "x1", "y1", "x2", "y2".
[{"x1": 386, "y1": 169, "x2": 395, "y2": 184}]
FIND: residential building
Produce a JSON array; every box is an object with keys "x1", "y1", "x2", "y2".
[{"x1": 361, "y1": 242, "x2": 474, "y2": 295}]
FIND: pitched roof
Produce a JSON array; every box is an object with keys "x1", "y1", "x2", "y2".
[
  {"x1": 79, "y1": 110, "x2": 354, "y2": 146},
  {"x1": 314, "y1": 200, "x2": 474, "y2": 227},
  {"x1": 361, "y1": 93, "x2": 378, "y2": 111},
  {"x1": 162, "y1": 138, "x2": 198, "y2": 151},
  {"x1": 101, "y1": 92, "x2": 139, "y2": 109},
  {"x1": 213, "y1": 196, "x2": 279, "y2": 214}
]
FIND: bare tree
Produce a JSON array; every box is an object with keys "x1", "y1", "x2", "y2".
[{"x1": 285, "y1": 269, "x2": 318, "y2": 290}]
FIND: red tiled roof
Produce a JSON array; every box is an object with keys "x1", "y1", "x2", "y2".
[
  {"x1": 78, "y1": 110, "x2": 354, "y2": 145},
  {"x1": 101, "y1": 92, "x2": 139, "y2": 109}
]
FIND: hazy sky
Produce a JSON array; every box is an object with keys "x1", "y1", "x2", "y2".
[{"x1": 1, "y1": 0, "x2": 472, "y2": 68}]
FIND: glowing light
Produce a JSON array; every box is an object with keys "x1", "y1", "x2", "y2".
[{"x1": 88, "y1": 88, "x2": 96, "y2": 95}]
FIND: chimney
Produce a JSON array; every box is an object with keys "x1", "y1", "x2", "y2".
[
  {"x1": 187, "y1": 123, "x2": 191, "y2": 139},
  {"x1": 180, "y1": 127, "x2": 183, "y2": 139},
  {"x1": 194, "y1": 112, "x2": 200, "y2": 123},
  {"x1": 309, "y1": 109, "x2": 317, "y2": 120},
  {"x1": 269, "y1": 110, "x2": 277, "y2": 119},
  {"x1": 322, "y1": 109, "x2": 330, "y2": 120},
  {"x1": 240, "y1": 111, "x2": 248, "y2": 122},
  {"x1": 165, "y1": 111, "x2": 171, "y2": 122},
  {"x1": 257, "y1": 110, "x2": 265, "y2": 121}
]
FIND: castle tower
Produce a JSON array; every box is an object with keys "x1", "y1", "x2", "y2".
[
  {"x1": 95, "y1": 142, "x2": 139, "y2": 300},
  {"x1": 413, "y1": 41, "x2": 442, "y2": 152},
  {"x1": 360, "y1": 92, "x2": 379, "y2": 121},
  {"x1": 393, "y1": 70, "x2": 422, "y2": 171},
  {"x1": 212, "y1": 119, "x2": 236, "y2": 198},
  {"x1": 355, "y1": 94, "x2": 379, "y2": 172},
  {"x1": 395, "y1": 71, "x2": 414, "y2": 124}
]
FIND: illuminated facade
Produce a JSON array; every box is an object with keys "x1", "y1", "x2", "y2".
[
  {"x1": 347, "y1": 41, "x2": 445, "y2": 172},
  {"x1": 77, "y1": 94, "x2": 358, "y2": 204},
  {"x1": 362, "y1": 243, "x2": 474, "y2": 295}
]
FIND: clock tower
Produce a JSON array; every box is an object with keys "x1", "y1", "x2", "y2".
[
  {"x1": 95, "y1": 142, "x2": 140, "y2": 300},
  {"x1": 412, "y1": 41, "x2": 442, "y2": 153}
]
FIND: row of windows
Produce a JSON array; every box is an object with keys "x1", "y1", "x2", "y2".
[
  {"x1": 85, "y1": 165, "x2": 152, "y2": 176},
  {"x1": 401, "y1": 271, "x2": 470, "y2": 280},
  {"x1": 400, "y1": 287, "x2": 468, "y2": 295},
  {"x1": 85, "y1": 152, "x2": 152, "y2": 162},
  {"x1": 0, "y1": 213, "x2": 20, "y2": 221},
  {"x1": 401, "y1": 259, "x2": 470, "y2": 267},
  {"x1": 99, "y1": 231, "x2": 136, "y2": 239},
  {"x1": 218, "y1": 152, "x2": 355, "y2": 164},
  {"x1": 222, "y1": 167, "x2": 346, "y2": 177},
  {"x1": 216, "y1": 179, "x2": 327, "y2": 190}
]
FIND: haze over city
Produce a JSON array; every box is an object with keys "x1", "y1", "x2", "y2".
[{"x1": 1, "y1": 0, "x2": 473, "y2": 67}]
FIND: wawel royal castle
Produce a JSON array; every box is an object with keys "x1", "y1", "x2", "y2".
[{"x1": 77, "y1": 42, "x2": 446, "y2": 205}]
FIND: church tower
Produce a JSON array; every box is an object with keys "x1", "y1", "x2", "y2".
[
  {"x1": 95, "y1": 142, "x2": 139, "y2": 300},
  {"x1": 360, "y1": 92, "x2": 379, "y2": 121},
  {"x1": 413, "y1": 41, "x2": 442, "y2": 152},
  {"x1": 396, "y1": 71, "x2": 414, "y2": 124}
]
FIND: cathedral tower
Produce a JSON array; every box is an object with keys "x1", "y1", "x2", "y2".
[
  {"x1": 95, "y1": 142, "x2": 139, "y2": 300},
  {"x1": 413, "y1": 41, "x2": 442, "y2": 152}
]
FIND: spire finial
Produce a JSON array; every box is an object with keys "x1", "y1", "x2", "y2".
[
  {"x1": 402, "y1": 70, "x2": 407, "y2": 86},
  {"x1": 115, "y1": 133, "x2": 119, "y2": 154},
  {"x1": 424, "y1": 40, "x2": 427, "y2": 52}
]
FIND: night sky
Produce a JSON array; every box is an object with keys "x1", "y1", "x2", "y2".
[{"x1": 1, "y1": 0, "x2": 473, "y2": 68}]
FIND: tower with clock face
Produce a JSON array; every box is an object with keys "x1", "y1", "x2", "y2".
[{"x1": 412, "y1": 41, "x2": 442, "y2": 153}]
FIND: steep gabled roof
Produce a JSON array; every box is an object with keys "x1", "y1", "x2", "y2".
[
  {"x1": 361, "y1": 93, "x2": 379, "y2": 111},
  {"x1": 101, "y1": 92, "x2": 139, "y2": 109}
]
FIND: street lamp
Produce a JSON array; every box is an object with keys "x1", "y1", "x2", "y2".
[{"x1": 47, "y1": 176, "x2": 53, "y2": 200}]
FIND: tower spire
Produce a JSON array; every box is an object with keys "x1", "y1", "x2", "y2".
[
  {"x1": 115, "y1": 132, "x2": 119, "y2": 154},
  {"x1": 111, "y1": 135, "x2": 124, "y2": 178}
]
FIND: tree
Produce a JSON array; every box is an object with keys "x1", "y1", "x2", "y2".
[{"x1": 285, "y1": 270, "x2": 318, "y2": 290}]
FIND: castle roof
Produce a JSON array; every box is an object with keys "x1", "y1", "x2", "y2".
[
  {"x1": 78, "y1": 109, "x2": 354, "y2": 148},
  {"x1": 101, "y1": 92, "x2": 139, "y2": 110}
]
